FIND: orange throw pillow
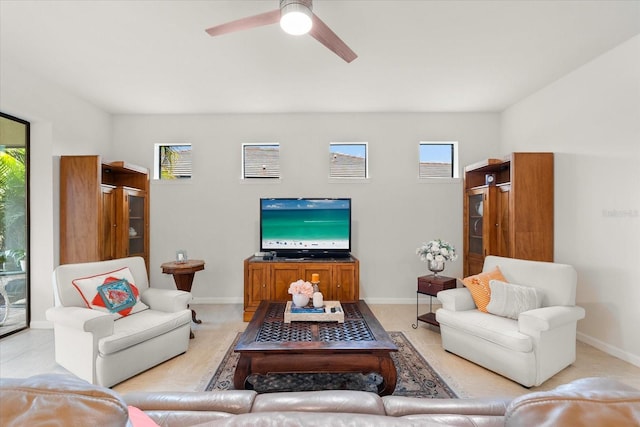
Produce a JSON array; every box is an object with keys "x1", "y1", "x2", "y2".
[{"x1": 462, "y1": 266, "x2": 506, "y2": 312}]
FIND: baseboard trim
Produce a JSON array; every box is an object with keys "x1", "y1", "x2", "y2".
[
  {"x1": 191, "y1": 297, "x2": 243, "y2": 304},
  {"x1": 30, "y1": 320, "x2": 53, "y2": 329},
  {"x1": 362, "y1": 298, "x2": 431, "y2": 305},
  {"x1": 577, "y1": 331, "x2": 640, "y2": 368}
]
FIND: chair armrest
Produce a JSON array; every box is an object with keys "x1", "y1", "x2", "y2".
[
  {"x1": 45, "y1": 306, "x2": 114, "y2": 336},
  {"x1": 141, "y1": 288, "x2": 191, "y2": 313},
  {"x1": 436, "y1": 288, "x2": 476, "y2": 312},
  {"x1": 519, "y1": 306, "x2": 586, "y2": 332}
]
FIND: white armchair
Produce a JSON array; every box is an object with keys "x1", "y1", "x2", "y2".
[
  {"x1": 46, "y1": 257, "x2": 192, "y2": 387},
  {"x1": 436, "y1": 256, "x2": 585, "y2": 387}
]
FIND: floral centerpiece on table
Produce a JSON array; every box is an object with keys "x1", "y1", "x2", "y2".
[
  {"x1": 288, "y1": 279, "x2": 315, "y2": 307},
  {"x1": 416, "y1": 239, "x2": 457, "y2": 276},
  {"x1": 288, "y1": 279, "x2": 314, "y2": 297}
]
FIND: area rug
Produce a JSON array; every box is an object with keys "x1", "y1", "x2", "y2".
[{"x1": 205, "y1": 331, "x2": 457, "y2": 398}]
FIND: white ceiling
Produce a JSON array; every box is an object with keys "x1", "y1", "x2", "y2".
[{"x1": 1, "y1": 0, "x2": 639, "y2": 115}]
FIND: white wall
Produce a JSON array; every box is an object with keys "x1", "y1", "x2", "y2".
[
  {"x1": 0, "y1": 61, "x2": 112, "y2": 327},
  {"x1": 112, "y1": 113, "x2": 500, "y2": 302},
  {"x1": 501, "y1": 35, "x2": 640, "y2": 366}
]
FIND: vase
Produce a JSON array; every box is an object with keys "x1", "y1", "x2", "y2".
[
  {"x1": 313, "y1": 291, "x2": 324, "y2": 308},
  {"x1": 428, "y1": 260, "x2": 445, "y2": 276},
  {"x1": 292, "y1": 293, "x2": 310, "y2": 307}
]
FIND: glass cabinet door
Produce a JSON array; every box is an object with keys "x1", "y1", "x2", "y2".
[
  {"x1": 100, "y1": 185, "x2": 116, "y2": 260},
  {"x1": 465, "y1": 188, "x2": 488, "y2": 276},
  {"x1": 126, "y1": 191, "x2": 145, "y2": 257},
  {"x1": 468, "y1": 192, "x2": 484, "y2": 255}
]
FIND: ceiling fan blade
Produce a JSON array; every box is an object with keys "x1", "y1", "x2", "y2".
[
  {"x1": 205, "y1": 9, "x2": 280, "y2": 37},
  {"x1": 309, "y1": 14, "x2": 357, "y2": 63}
]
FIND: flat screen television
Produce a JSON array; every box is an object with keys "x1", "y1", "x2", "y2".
[{"x1": 260, "y1": 198, "x2": 351, "y2": 258}]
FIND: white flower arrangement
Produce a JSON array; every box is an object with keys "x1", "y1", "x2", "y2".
[
  {"x1": 416, "y1": 239, "x2": 458, "y2": 263},
  {"x1": 288, "y1": 279, "x2": 314, "y2": 298}
]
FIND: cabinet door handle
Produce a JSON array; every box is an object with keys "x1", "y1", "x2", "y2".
[{"x1": 262, "y1": 284, "x2": 266, "y2": 288}]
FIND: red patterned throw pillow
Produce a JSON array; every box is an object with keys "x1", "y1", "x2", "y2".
[{"x1": 72, "y1": 267, "x2": 149, "y2": 318}]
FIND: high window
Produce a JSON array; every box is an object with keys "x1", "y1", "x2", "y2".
[
  {"x1": 419, "y1": 142, "x2": 458, "y2": 179},
  {"x1": 242, "y1": 143, "x2": 280, "y2": 179},
  {"x1": 329, "y1": 142, "x2": 368, "y2": 179},
  {"x1": 154, "y1": 143, "x2": 192, "y2": 180}
]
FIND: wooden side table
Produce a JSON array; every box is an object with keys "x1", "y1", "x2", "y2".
[
  {"x1": 161, "y1": 260, "x2": 205, "y2": 337},
  {"x1": 412, "y1": 274, "x2": 457, "y2": 329}
]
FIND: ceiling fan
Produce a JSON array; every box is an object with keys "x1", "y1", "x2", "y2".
[{"x1": 205, "y1": 0, "x2": 357, "y2": 63}]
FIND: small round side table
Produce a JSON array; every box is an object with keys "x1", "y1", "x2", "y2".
[{"x1": 161, "y1": 259, "x2": 205, "y2": 337}]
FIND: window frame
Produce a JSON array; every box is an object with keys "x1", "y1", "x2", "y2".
[
  {"x1": 241, "y1": 142, "x2": 281, "y2": 180},
  {"x1": 418, "y1": 141, "x2": 459, "y2": 179},
  {"x1": 329, "y1": 142, "x2": 369, "y2": 180},
  {"x1": 153, "y1": 143, "x2": 192, "y2": 180}
]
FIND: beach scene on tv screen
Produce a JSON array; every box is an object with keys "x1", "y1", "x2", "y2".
[{"x1": 261, "y1": 199, "x2": 350, "y2": 250}]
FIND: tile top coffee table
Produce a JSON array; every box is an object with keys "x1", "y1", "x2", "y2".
[{"x1": 234, "y1": 300, "x2": 398, "y2": 395}]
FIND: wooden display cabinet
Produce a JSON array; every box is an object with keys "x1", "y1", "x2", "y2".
[
  {"x1": 463, "y1": 153, "x2": 553, "y2": 276},
  {"x1": 60, "y1": 156, "x2": 150, "y2": 272},
  {"x1": 243, "y1": 256, "x2": 359, "y2": 321}
]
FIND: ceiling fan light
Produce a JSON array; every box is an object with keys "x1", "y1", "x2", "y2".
[{"x1": 280, "y1": 2, "x2": 313, "y2": 35}]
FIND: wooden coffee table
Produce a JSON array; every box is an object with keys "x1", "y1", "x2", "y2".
[{"x1": 234, "y1": 300, "x2": 398, "y2": 395}]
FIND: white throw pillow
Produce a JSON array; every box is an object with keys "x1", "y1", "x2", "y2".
[{"x1": 486, "y1": 279, "x2": 543, "y2": 320}]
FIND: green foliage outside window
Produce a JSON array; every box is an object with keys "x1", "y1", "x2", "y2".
[
  {"x1": 0, "y1": 147, "x2": 27, "y2": 269},
  {"x1": 158, "y1": 144, "x2": 192, "y2": 179},
  {"x1": 160, "y1": 145, "x2": 179, "y2": 179}
]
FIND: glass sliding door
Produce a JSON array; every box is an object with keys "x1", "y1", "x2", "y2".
[{"x1": 0, "y1": 112, "x2": 29, "y2": 338}]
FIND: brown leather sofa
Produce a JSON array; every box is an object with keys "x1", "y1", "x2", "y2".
[{"x1": 1, "y1": 374, "x2": 639, "y2": 426}]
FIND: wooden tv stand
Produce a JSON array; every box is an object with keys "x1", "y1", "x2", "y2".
[{"x1": 243, "y1": 255, "x2": 359, "y2": 322}]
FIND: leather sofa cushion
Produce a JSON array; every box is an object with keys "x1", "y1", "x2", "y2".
[
  {"x1": 0, "y1": 374, "x2": 129, "y2": 427},
  {"x1": 144, "y1": 410, "x2": 236, "y2": 426},
  {"x1": 200, "y1": 411, "x2": 437, "y2": 426},
  {"x1": 383, "y1": 396, "x2": 509, "y2": 417},
  {"x1": 436, "y1": 309, "x2": 532, "y2": 353},
  {"x1": 99, "y1": 309, "x2": 191, "y2": 355},
  {"x1": 251, "y1": 390, "x2": 386, "y2": 415},
  {"x1": 505, "y1": 377, "x2": 640, "y2": 426},
  {"x1": 384, "y1": 396, "x2": 509, "y2": 427},
  {"x1": 401, "y1": 414, "x2": 505, "y2": 427},
  {"x1": 124, "y1": 390, "x2": 257, "y2": 414}
]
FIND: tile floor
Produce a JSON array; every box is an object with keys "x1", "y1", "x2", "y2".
[{"x1": 1, "y1": 303, "x2": 639, "y2": 399}]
